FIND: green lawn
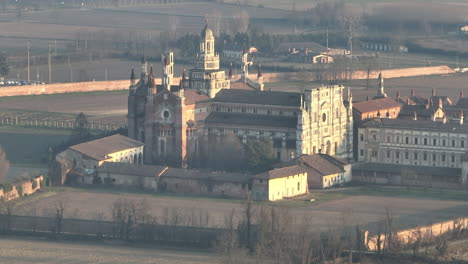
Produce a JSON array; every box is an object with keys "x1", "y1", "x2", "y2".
[
  {"x1": 278, "y1": 185, "x2": 468, "y2": 207},
  {"x1": 0, "y1": 126, "x2": 72, "y2": 165}
]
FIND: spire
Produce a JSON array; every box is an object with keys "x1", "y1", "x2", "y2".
[
  {"x1": 228, "y1": 63, "x2": 233, "y2": 79},
  {"x1": 461, "y1": 90, "x2": 464, "y2": 99},
  {"x1": 432, "y1": 88, "x2": 435, "y2": 97},
  {"x1": 300, "y1": 93, "x2": 304, "y2": 109},
  {"x1": 182, "y1": 68, "x2": 186, "y2": 81},
  {"x1": 461, "y1": 110, "x2": 464, "y2": 125},
  {"x1": 377, "y1": 72, "x2": 386, "y2": 98},
  {"x1": 140, "y1": 56, "x2": 148, "y2": 81},
  {"x1": 413, "y1": 111, "x2": 417, "y2": 121},
  {"x1": 377, "y1": 108, "x2": 381, "y2": 117},
  {"x1": 149, "y1": 65, "x2": 153, "y2": 76},
  {"x1": 130, "y1": 67, "x2": 135, "y2": 86},
  {"x1": 411, "y1": 88, "x2": 415, "y2": 97},
  {"x1": 257, "y1": 64, "x2": 262, "y2": 78},
  {"x1": 396, "y1": 90, "x2": 400, "y2": 100}
]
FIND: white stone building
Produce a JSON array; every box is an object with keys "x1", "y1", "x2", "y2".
[{"x1": 357, "y1": 118, "x2": 468, "y2": 187}]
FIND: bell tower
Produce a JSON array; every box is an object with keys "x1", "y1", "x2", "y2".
[{"x1": 162, "y1": 51, "x2": 174, "y2": 91}]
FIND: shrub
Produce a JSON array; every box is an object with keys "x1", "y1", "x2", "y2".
[
  {"x1": 40, "y1": 178, "x2": 45, "y2": 189},
  {"x1": 16, "y1": 184, "x2": 23, "y2": 197},
  {"x1": 32, "y1": 180, "x2": 38, "y2": 189},
  {"x1": 3, "y1": 183, "x2": 13, "y2": 193}
]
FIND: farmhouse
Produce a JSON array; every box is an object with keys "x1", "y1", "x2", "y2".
[
  {"x1": 95, "y1": 162, "x2": 167, "y2": 190},
  {"x1": 54, "y1": 134, "x2": 144, "y2": 184},
  {"x1": 275, "y1": 154, "x2": 351, "y2": 189},
  {"x1": 252, "y1": 165, "x2": 308, "y2": 201},
  {"x1": 159, "y1": 168, "x2": 251, "y2": 199}
]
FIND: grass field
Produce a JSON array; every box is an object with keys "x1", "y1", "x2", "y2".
[
  {"x1": 14, "y1": 186, "x2": 468, "y2": 232},
  {"x1": 0, "y1": 237, "x2": 222, "y2": 264},
  {"x1": 0, "y1": 126, "x2": 71, "y2": 165}
]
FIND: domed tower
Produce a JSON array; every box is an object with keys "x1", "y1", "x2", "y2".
[
  {"x1": 189, "y1": 22, "x2": 230, "y2": 98},
  {"x1": 195, "y1": 22, "x2": 219, "y2": 70}
]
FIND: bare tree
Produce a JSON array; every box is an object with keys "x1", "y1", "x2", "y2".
[{"x1": 54, "y1": 199, "x2": 67, "y2": 237}]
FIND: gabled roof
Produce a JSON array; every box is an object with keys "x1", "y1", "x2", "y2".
[
  {"x1": 456, "y1": 98, "x2": 468, "y2": 108},
  {"x1": 399, "y1": 104, "x2": 440, "y2": 118},
  {"x1": 205, "y1": 112, "x2": 297, "y2": 128},
  {"x1": 254, "y1": 165, "x2": 307, "y2": 180},
  {"x1": 97, "y1": 162, "x2": 167, "y2": 178},
  {"x1": 174, "y1": 89, "x2": 210, "y2": 105},
  {"x1": 353, "y1": 97, "x2": 402, "y2": 114},
  {"x1": 230, "y1": 81, "x2": 257, "y2": 90},
  {"x1": 213, "y1": 89, "x2": 301, "y2": 107},
  {"x1": 299, "y1": 154, "x2": 346, "y2": 178},
  {"x1": 69, "y1": 134, "x2": 144, "y2": 161}
]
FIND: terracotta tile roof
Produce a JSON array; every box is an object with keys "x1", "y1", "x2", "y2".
[
  {"x1": 230, "y1": 82, "x2": 256, "y2": 90},
  {"x1": 399, "y1": 104, "x2": 438, "y2": 118},
  {"x1": 69, "y1": 134, "x2": 144, "y2": 161},
  {"x1": 360, "y1": 118, "x2": 468, "y2": 132},
  {"x1": 205, "y1": 112, "x2": 298, "y2": 128},
  {"x1": 213, "y1": 89, "x2": 301, "y2": 107},
  {"x1": 177, "y1": 89, "x2": 210, "y2": 105},
  {"x1": 353, "y1": 97, "x2": 402, "y2": 114},
  {"x1": 254, "y1": 165, "x2": 307, "y2": 180},
  {"x1": 97, "y1": 162, "x2": 167, "y2": 178},
  {"x1": 299, "y1": 154, "x2": 346, "y2": 177}
]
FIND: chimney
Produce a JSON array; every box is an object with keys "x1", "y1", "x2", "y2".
[
  {"x1": 377, "y1": 108, "x2": 381, "y2": 118},
  {"x1": 461, "y1": 111, "x2": 464, "y2": 125},
  {"x1": 438, "y1": 98, "x2": 443, "y2": 109},
  {"x1": 432, "y1": 88, "x2": 435, "y2": 97},
  {"x1": 461, "y1": 90, "x2": 464, "y2": 99},
  {"x1": 411, "y1": 89, "x2": 415, "y2": 97},
  {"x1": 407, "y1": 97, "x2": 410, "y2": 105},
  {"x1": 396, "y1": 90, "x2": 400, "y2": 101},
  {"x1": 413, "y1": 111, "x2": 417, "y2": 121}
]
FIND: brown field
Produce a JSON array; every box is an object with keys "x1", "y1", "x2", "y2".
[
  {"x1": 14, "y1": 189, "x2": 468, "y2": 231},
  {"x1": 344, "y1": 73, "x2": 468, "y2": 102},
  {"x1": 0, "y1": 237, "x2": 221, "y2": 264}
]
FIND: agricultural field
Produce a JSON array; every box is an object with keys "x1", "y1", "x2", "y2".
[
  {"x1": 14, "y1": 187, "x2": 468, "y2": 232},
  {"x1": 0, "y1": 238, "x2": 221, "y2": 264}
]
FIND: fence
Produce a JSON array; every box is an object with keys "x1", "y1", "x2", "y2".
[{"x1": 0, "y1": 116, "x2": 126, "y2": 132}]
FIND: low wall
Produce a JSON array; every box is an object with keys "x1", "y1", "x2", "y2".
[
  {"x1": 0, "y1": 65, "x2": 454, "y2": 97},
  {"x1": 0, "y1": 80, "x2": 130, "y2": 97},
  {"x1": 365, "y1": 217, "x2": 468, "y2": 251},
  {"x1": 245, "y1": 65, "x2": 455, "y2": 83},
  {"x1": 0, "y1": 175, "x2": 44, "y2": 200},
  {"x1": 0, "y1": 77, "x2": 182, "y2": 97}
]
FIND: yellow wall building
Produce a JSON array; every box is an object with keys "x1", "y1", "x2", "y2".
[{"x1": 252, "y1": 165, "x2": 308, "y2": 201}]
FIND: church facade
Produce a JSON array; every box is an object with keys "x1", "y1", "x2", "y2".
[{"x1": 128, "y1": 24, "x2": 353, "y2": 167}]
